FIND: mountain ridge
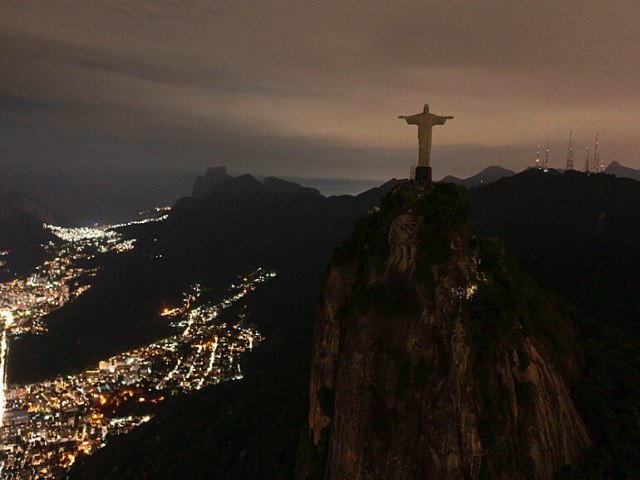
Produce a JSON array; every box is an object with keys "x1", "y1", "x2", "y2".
[{"x1": 441, "y1": 165, "x2": 515, "y2": 188}]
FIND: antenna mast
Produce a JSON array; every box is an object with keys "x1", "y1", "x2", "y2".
[
  {"x1": 565, "y1": 129, "x2": 574, "y2": 170},
  {"x1": 593, "y1": 132, "x2": 601, "y2": 173},
  {"x1": 584, "y1": 146, "x2": 590, "y2": 172},
  {"x1": 544, "y1": 142, "x2": 550, "y2": 170},
  {"x1": 535, "y1": 144, "x2": 541, "y2": 169}
]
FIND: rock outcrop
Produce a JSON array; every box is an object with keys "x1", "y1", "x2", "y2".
[
  {"x1": 300, "y1": 182, "x2": 590, "y2": 480},
  {"x1": 191, "y1": 166, "x2": 232, "y2": 198}
]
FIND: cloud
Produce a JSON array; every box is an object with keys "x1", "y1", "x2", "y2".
[{"x1": 1, "y1": 0, "x2": 639, "y2": 180}]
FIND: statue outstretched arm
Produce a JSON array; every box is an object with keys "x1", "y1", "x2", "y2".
[
  {"x1": 432, "y1": 114, "x2": 454, "y2": 125},
  {"x1": 398, "y1": 113, "x2": 421, "y2": 125}
]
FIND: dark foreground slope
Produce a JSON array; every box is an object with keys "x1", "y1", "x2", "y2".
[
  {"x1": 300, "y1": 183, "x2": 589, "y2": 480},
  {"x1": 469, "y1": 169, "x2": 640, "y2": 478},
  {"x1": 68, "y1": 176, "x2": 397, "y2": 479}
]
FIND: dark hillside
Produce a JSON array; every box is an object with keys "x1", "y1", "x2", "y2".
[
  {"x1": 0, "y1": 191, "x2": 57, "y2": 280},
  {"x1": 469, "y1": 169, "x2": 640, "y2": 478},
  {"x1": 469, "y1": 169, "x2": 640, "y2": 332}
]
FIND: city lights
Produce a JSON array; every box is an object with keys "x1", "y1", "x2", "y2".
[
  {"x1": 0, "y1": 266, "x2": 274, "y2": 478},
  {"x1": 0, "y1": 209, "x2": 276, "y2": 479}
]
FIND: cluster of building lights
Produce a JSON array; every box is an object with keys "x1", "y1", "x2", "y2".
[
  {"x1": 0, "y1": 268, "x2": 274, "y2": 479},
  {"x1": 0, "y1": 214, "x2": 169, "y2": 477},
  {"x1": 0, "y1": 212, "x2": 275, "y2": 478}
]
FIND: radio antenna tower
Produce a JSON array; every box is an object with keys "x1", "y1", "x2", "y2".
[
  {"x1": 544, "y1": 142, "x2": 550, "y2": 170},
  {"x1": 535, "y1": 144, "x2": 541, "y2": 169},
  {"x1": 584, "y1": 146, "x2": 590, "y2": 172},
  {"x1": 593, "y1": 132, "x2": 601, "y2": 173},
  {"x1": 565, "y1": 129, "x2": 574, "y2": 170}
]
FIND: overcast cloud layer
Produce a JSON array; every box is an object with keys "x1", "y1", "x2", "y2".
[{"x1": 2, "y1": 0, "x2": 639, "y2": 181}]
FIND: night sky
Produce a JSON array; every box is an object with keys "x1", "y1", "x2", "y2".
[{"x1": 2, "y1": 1, "x2": 640, "y2": 188}]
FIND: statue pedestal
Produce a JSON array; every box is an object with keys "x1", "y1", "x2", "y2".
[{"x1": 414, "y1": 166, "x2": 432, "y2": 184}]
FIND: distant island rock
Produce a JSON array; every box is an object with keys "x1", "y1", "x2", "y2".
[
  {"x1": 441, "y1": 165, "x2": 515, "y2": 188},
  {"x1": 191, "y1": 167, "x2": 327, "y2": 200},
  {"x1": 604, "y1": 160, "x2": 640, "y2": 181}
]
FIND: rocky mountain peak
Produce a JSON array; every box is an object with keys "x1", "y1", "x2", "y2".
[
  {"x1": 299, "y1": 181, "x2": 590, "y2": 479},
  {"x1": 191, "y1": 166, "x2": 232, "y2": 198}
]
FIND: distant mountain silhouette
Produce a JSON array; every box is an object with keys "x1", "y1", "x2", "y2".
[
  {"x1": 441, "y1": 165, "x2": 515, "y2": 188},
  {"x1": 192, "y1": 166, "x2": 330, "y2": 199},
  {"x1": 263, "y1": 176, "x2": 323, "y2": 197},
  {"x1": 191, "y1": 166, "x2": 233, "y2": 198},
  {"x1": 604, "y1": 160, "x2": 640, "y2": 181},
  {"x1": 2, "y1": 165, "x2": 195, "y2": 225}
]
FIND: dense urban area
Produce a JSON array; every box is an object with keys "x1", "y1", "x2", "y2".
[{"x1": 0, "y1": 214, "x2": 273, "y2": 478}]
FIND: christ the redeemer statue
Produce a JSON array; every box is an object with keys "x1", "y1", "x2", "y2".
[{"x1": 399, "y1": 104, "x2": 453, "y2": 169}]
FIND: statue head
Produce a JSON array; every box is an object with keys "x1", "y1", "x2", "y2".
[{"x1": 423, "y1": 104, "x2": 430, "y2": 114}]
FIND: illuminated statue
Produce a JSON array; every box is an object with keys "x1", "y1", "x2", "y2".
[{"x1": 399, "y1": 104, "x2": 453, "y2": 168}]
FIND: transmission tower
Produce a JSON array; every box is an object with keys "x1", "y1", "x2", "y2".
[
  {"x1": 565, "y1": 129, "x2": 574, "y2": 170},
  {"x1": 584, "y1": 146, "x2": 590, "y2": 172},
  {"x1": 535, "y1": 144, "x2": 541, "y2": 169},
  {"x1": 544, "y1": 142, "x2": 550, "y2": 170},
  {"x1": 593, "y1": 132, "x2": 601, "y2": 173}
]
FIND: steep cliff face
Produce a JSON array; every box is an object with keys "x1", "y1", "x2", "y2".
[{"x1": 301, "y1": 183, "x2": 590, "y2": 480}]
